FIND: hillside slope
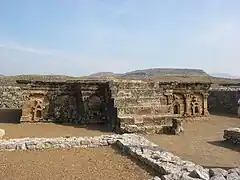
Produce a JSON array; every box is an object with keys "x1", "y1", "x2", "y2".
[{"x1": 123, "y1": 68, "x2": 208, "y2": 77}]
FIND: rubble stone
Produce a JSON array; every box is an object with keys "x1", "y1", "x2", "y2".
[
  {"x1": 223, "y1": 128, "x2": 240, "y2": 144},
  {"x1": 0, "y1": 129, "x2": 5, "y2": 138}
]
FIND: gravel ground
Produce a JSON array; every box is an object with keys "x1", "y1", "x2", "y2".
[
  {"x1": 146, "y1": 115, "x2": 240, "y2": 168},
  {"x1": 0, "y1": 147, "x2": 151, "y2": 180},
  {"x1": 0, "y1": 123, "x2": 112, "y2": 139}
]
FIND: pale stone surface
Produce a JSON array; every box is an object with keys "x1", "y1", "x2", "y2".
[
  {"x1": 0, "y1": 129, "x2": 5, "y2": 138},
  {"x1": 226, "y1": 173, "x2": 240, "y2": 180},
  {"x1": 210, "y1": 175, "x2": 226, "y2": 180}
]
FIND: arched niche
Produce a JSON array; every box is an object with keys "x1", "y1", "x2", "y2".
[
  {"x1": 30, "y1": 99, "x2": 44, "y2": 121},
  {"x1": 173, "y1": 103, "x2": 180, "y2": 114},
  {"x1": 191, "y1": 96, "x2": 201, "y2": 115}
]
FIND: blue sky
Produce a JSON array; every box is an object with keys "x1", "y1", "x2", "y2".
[{"x1": 0, "y1": 0, "x2": 239, "y2": 76}]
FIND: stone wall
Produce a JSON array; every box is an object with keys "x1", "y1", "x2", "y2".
[
  {"x1": 0, "y1": 79, "x2": 211, "y2": 134},
  {"x1": 0, "y1": 86, "x2": 23, "y2": 108},
  {"x1": 111, "y1": 80, "x2": 210, "y2": 133},
  {"x1": 223, "y1": 128, "x2": 240, "y2": 144},
  {"x1": 208, "y1": 87, "x2": 240, "y2": 115},
  {"x1": 17, "y1": 80, "x2": 112, "y2": 125},
  {"x1": 0, "y1": 134, "x2": 239, "y2": 179}
]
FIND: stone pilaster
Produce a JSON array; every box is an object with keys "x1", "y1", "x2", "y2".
[
  {"x1": 202, "y1": 93, "x2": 209, "y2": 115},
  {"x1": 183, "y1": 93, "x2": 191, "y2": 117},
  {"x1": 20, "y1": 90, "x2": 32, "y2": 122}
]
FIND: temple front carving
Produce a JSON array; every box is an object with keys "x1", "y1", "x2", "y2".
[{"x1": 16, "y1": 79, "x2": 211, "y2": 133}]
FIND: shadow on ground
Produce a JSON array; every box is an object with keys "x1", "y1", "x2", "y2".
[
  {"x1": 0, "y1": 108, "x2": 21, "y2": 123},
  {"x1": 207, "y1": 140, "x2": 240, "y2": 153},
  {"x1": 54, "y1": 123, "x2": 114, "y2": 133}
]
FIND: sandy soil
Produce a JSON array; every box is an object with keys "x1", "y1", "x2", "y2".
[
  {"x1": 1, "y1": 115, "x2": 239, "y2": 169},
  {"x1": 0, "y1": 123, "x2": 112, "y2": 139},
  {"x1": 145, "y1": 115, "x2": 240, "y2": 168},
  {"x1": 0, "y1": 147, "x2": 151, "y2": 180}
]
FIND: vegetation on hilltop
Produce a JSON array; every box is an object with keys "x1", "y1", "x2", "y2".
[{"x1": 123, "y1": 68, "x2": 208, "y2": 77}]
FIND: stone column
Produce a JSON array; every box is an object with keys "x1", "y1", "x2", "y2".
[
  {"x1": 183, "y1": 93, "x2": 191, "y2": 117},
  {"x1": 202, "y1": 93, "x2": 209, "y2": 115}
]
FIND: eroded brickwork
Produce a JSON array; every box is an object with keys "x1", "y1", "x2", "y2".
[
  {"x1": 18, "y1": 80, "x2": 111, "y2": 125},
  {"x1": 0, "y1": 86, "x2": 23, "y2": 108},
  {"x1": 111, "y1": 80, "x2": 210, "y2": 133},
  {"x1": 14, "y1": 79, "x2": 211, "y2": 133},
  {"x1": 208, "y1": 87, "x2": 240, "y2": 115}
]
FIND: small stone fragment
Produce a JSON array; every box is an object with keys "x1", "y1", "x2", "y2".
[
  {"x1": 228, "y1": 168, "x2": 240, "y2": 176},
  {"x1": 226, "y1": 173, "x2": 240, "y2": 180},
  {"x1": 149, "y1": 176, "x2": 161, "y2": 180},
  {"x1": 0, "y1": 129, "x2": 5, "y2": 138},
  {"x1": 209, "y1": 168, "x2": 228, "y2": 177},
  {"x1": 210, "y1": 175, "x2": 226, "y2": 180},
  {"x1": 189, "y1": 168, "x2": 210, "y2": 180}
]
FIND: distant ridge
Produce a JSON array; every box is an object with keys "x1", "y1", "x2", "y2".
[
  {"x1": 123, "y1": 68, "x2": 208, "y2": 77},
  {"x1": 89, "y1": 72, "x2": 118, "y2": 77},
  {"x1": 89, "y1": 68, "x2": 209, "y2": 77},
  {"x1": 210, "y1": 73, "x2": 240, "y2": 79}
]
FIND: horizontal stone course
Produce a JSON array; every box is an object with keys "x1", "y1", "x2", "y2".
[
  {"x1": 223, "y1": 128, "x2": 240, "y2": 144},
  {"x1": 0, "y1": 134, "x2": 123, "y2": 151},
  {"x1": 0, "y1": 134, "x2": 239, "y2": 180}
]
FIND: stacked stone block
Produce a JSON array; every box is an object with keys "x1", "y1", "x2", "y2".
[{"x1": 223, "y1": 128, "x2": 240, "y2": 144}]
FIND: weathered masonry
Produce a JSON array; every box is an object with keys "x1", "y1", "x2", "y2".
[{"x1": 16, "y1": 79, "x2": 211, "y2": 133}]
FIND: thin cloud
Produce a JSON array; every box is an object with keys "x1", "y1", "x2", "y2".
[{"x1": 0, "y1": 43, "x2": 67, "y2": 58}]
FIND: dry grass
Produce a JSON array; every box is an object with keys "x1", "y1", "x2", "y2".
[
  {"x1": 145, "y1": 115, "x2": 240, "y2": 168},
  {"x1": 0, "y1": 147, "x2": 151, "y2": 180},
  {"x1": 0, "y1": 123, "x2": 113, "y2": 139}
]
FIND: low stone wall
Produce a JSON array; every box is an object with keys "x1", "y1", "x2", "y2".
[
  {"x1": 0, "y1": 86, "x2": 23, "y2": 108},
  {"x1": 0, "y1": 134, "x2": 239, "y2": 180},
  {"x1": 208, "y1": 88, "x2": 240, "y2": 115},
  {"x1": 223, "y1": 128, "x2": 240, "y2": 144},
  {"x1": 0, "y1": 134, "x2": 122, "y2": 150}
]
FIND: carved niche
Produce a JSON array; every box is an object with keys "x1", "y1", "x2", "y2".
[
  {"x1": 172, "y1": 94, "x2": 181, "y2": 114},
  {"x1": 170, "y1": 94, "x2": 184, "y2": 114},
  {"x1": 30, "y1": 99, "x2": 44, "y2": 121},
  {"x1": 191, "y1": 96, "x2": 201, "y2": 115},
  {"x1": 21, "y1": 92, "x2": 49, "y2": 122}
]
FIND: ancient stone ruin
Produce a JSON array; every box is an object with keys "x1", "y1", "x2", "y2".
[
  {"x1": 13, "y1": 79, "x2": 211, "y2": 134},
  {"x1": 0, "y1": 134, "x2": 239, "y2": 180},
  {"x1": 208, "y1": 84, "x2": 240, "y2": 115},
  {"x1": 224, "y1": 127, "x2": 240, "y2": 144}
]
